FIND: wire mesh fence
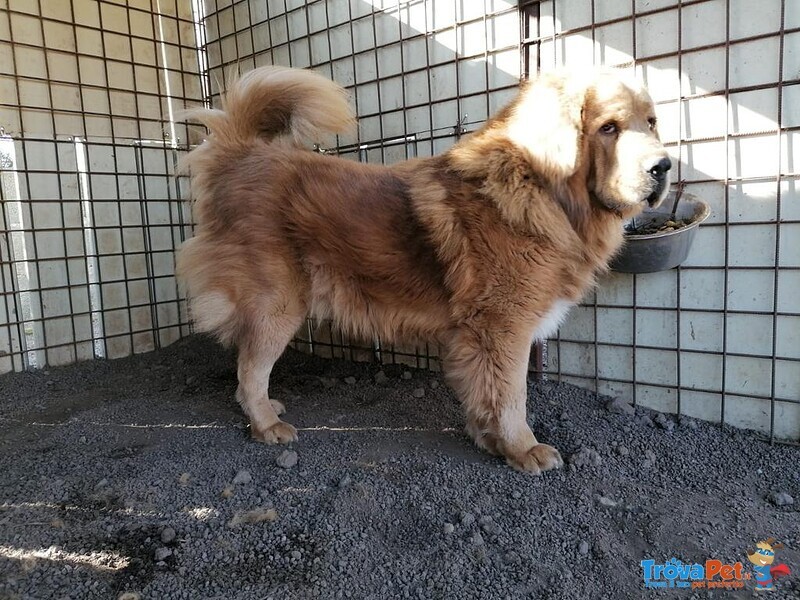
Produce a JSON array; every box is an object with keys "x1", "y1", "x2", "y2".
[
  {"x1": 520, "y1": 0, "x2": 799, "y2": 442},
  {"x1": 0, "y1": 0, "x2": 204, "y2": 371},
  {"x1": 1, "y1": 0, "x2": 797, "y2": 441}
]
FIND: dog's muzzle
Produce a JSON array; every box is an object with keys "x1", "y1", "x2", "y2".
[{"x1": 645, "y1": 156, "x2": 672, "y2": 207}]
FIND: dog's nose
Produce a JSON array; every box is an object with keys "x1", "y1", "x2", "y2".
[{"x1": 648, "y1": 157, "x2": 672, "y2": 180}]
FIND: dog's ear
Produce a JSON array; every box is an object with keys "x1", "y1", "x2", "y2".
[
  {"x1": 506, "y1": 73, "x2": 587, "y2": 182},
  {"x1": 559, "y1": 157, "x2": 591, "y2": 233}
]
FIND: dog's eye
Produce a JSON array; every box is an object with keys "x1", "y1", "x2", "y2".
[
  {"x1": 600, "y1": 122, "x2": 618, "y2": 135},
  {"x1": 648, "y1": 117, "x2": 657, "y2": 130}
]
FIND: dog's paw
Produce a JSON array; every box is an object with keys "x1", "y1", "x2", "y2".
[
  {"x1": 506, "y1": 443, "x2": 563, "y2": 474},
  {"x1": 251, "y1": 420, "x2": 298, "y2": 444},
  {"x1": 270, "y1": 399, "x2": 286, "y2": 416}
]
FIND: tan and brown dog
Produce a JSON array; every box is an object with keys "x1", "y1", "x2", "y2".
[{"x1": 178, "y1": 66, "x2": 670, "y2": 473}]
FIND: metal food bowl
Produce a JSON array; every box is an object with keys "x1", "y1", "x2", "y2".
[{"x1": 610, "y1": 192, "x2": 710, "y2": 274}]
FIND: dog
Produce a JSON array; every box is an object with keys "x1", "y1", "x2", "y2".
[{"x1": 177, "y1": 66, "x2": 670, "y2": 473}]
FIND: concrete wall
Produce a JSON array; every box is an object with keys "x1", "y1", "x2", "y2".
[{"x1": 0, "y1": 0, "x2": 205, "y2": 371}]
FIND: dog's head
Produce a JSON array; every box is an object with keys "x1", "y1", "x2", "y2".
[{"x1": 506, "y1": 68, "x2": 671, "y2": 218}]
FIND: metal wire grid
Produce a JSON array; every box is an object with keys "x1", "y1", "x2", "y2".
[
  {"x1": 199, "y1": 0, "x2": 525, "y2": 368},
  {"x1": 201, "y1": 0, "x2": 523, "y2": 157},
  {"x1": 2, "y1": 0, "x2": 797, "y2": 441},
  {"x1": 521, "y1": 0, "x2": 800, "y2": 441},
  {"x1": 0, "y1": 0, "x2": 206, "y2": 372}
]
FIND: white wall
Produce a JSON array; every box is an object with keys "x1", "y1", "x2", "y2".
[
  {"x1": 0, "y1": 0, "x2": 204, "y2": 371},
  {"x1": 203, "y1": 0, "x2": 522, "y2": 156}
]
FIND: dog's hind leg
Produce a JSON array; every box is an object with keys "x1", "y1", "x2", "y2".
[
  {"x1": 236, "y1": 302, "x2": 306, "y2": 444},
  {"x1": 444, "y1": 328, "x2": 563, "y2": 474}
]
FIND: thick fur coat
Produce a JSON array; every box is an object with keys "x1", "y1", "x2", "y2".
[{"x1": 178, "y1": 66, "x2": 670, "y2": 473}]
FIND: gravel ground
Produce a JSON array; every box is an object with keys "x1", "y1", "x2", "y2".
[{"x1": 0, "y1": 335, "x2": 798, "y2": 599}]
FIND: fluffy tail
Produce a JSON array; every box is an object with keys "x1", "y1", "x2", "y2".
[{"x1": 187, "y1": 66, "x2": 355, "y2": 147}]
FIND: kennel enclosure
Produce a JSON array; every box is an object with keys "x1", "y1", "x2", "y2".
[{"x1": 1, "y1": 0, "x2": 798, "y2": 441}]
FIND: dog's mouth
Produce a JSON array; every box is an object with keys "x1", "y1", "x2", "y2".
[
  {"x1": 643, "y1": 179, "x2": 669, "y2": 208},
  {"x1": 644, "y1": 191, "x2": 661, "y2": 207}
]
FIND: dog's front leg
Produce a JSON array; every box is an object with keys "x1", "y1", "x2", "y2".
[{"x1": 444, "y1": 328, "x2": 563, "y2": 474}]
